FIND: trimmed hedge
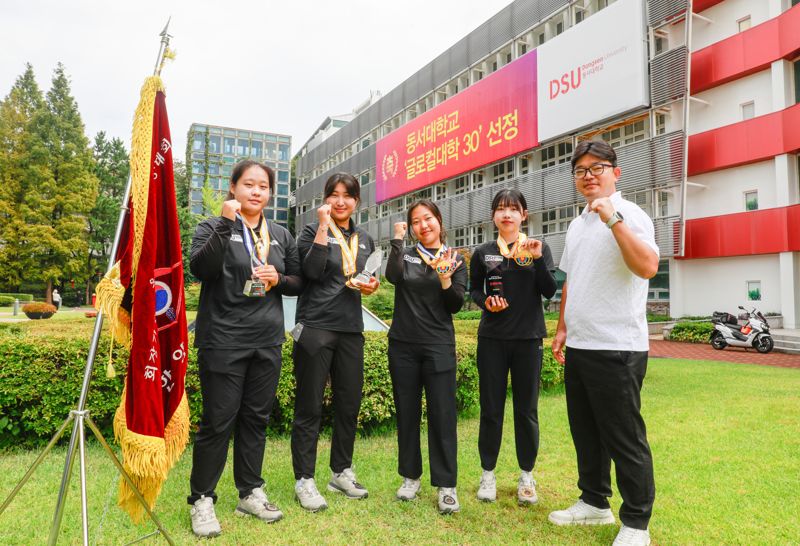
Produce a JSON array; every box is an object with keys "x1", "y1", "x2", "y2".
[
  {"x1": 0, "y1": 318, "x2": 566, "y2": 448},
  {"x1": 669, "y1": 321, "x2": 715, "y2": 343},
  {"x1": 0, "y1": 296, "x2": 15, "y2": 306},
  {"x1": 0, "y1": 293, "x2": 33, "y2": 303}
]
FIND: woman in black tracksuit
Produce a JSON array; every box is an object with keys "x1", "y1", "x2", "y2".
[
  {"x1": 188, "y1": 160, "x2": 302, "y2": 537},
  {"x1": 385, "y1": 199, "x2": 467, "y2": 515},
  {"x1": 469, "y1": 188, "x2": 557, "y2": 506},
  {"x1": 291, "y1": 173, "x2": 379, "y2": 512}
]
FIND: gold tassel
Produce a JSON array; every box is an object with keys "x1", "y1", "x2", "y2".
[{"x1": 106, "y1": 336, "x2": 116, "y2": 379}]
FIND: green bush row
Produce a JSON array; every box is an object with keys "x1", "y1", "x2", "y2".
[
  {"x1": 669, "y1": 321, "x2": 715, "y2": 343},
  {"x1": 0, "y1": 293, "x2": 33, "y2": 305},
  {"x1": 0, "y1": 318, "x2": 564, "y2": 448}
]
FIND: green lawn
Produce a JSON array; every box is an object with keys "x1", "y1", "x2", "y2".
[{"x1": 0, "y1": 358, "x2": 798, "y2": 544}]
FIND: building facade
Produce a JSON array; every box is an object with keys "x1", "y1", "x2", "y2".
[
  {"x1": 293, "y1": 0, "x2": 800, "y2": 327},
  {"x1": 187, "y1": 123, "x2": 292, "y2": 226}
]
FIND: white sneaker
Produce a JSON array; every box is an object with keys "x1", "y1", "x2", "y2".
[
  {"x1": 235, "y1": 486, "x2": 283, "y2": 523},
  {"x1": 437, "y1": 487, "x2": 460, "y2": 515},
  {"x1": 517, "y1": 470, "x2": 538, "y2": 506},
  {"x1": 613, "y1": 525, "x2": 651, "y2": 546},
  {"x1": 328, "y1": 467, "x2": 369, "y2": 499},
  {"x1": 396, "y1": 477, "x2": 421, "y2": 501},
  {"x1": 548, "y1": 499, "x2": 615, "y2": 526},
  {"x1": 295, "y1": 478, "x2": 328, "y2": 512},
  {"x1": 190, "y1": 495, "x2": 221, "y2": 538},
  {"x1": 476, "y1": 469, "x2": 496, "y2": 502}
]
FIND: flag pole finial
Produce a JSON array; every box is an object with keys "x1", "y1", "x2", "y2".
[{"x1": 154, "y1": 17, "x2": 173, "y2": 76}]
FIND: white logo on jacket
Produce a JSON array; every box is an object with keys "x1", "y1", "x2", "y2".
[
  {"x1": 231, "y1": 234, "x2": 243, "y2": 243},
  {"x1": 403, "y1": 255, "x2": 422, "y2": 264},
  {"x1": 328, "y1": 237, "x2": 340, "y2": 245},
  {"x1": 485, "y1": 255, "x2": 503, "y2": 263}
]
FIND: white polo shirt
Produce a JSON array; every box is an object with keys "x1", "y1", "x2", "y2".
[{"x1": 559, "y1": 191, "x2": 659, "y2": 351}]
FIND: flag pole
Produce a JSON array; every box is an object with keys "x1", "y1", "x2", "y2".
[{"x1": 0, "y1": 20, "x2": 176, "y2": 546}]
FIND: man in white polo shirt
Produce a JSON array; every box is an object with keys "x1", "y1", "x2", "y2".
[{"x1": 549, "y1": 140, "x2": 659, "y2": 546}]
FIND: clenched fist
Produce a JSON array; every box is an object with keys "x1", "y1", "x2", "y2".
[
  {"x1": 393, "y1": 222, "x2": 408, "y2": 240},
  {"x1": 221, "y1": 199, "x2": 242, "y2": 221}
]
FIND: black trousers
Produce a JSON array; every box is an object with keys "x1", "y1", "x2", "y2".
[
  {"x1": 565, "y1": 347, "x2": 655, "y2": 530},
  {"x1": 477, "y1": 337, "x2": 542, "y2": 472},
  {"x1": 388, "y1": 340, "x2": 458, "y2": 487},
  {"x1": 188, "y1": 346, "x2": 282, "y2": 504},
  {"x1": 290, "y1": 326, "x2": 364, "y2": 480}
]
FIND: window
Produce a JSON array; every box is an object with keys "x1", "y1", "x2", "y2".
[
  {"x1": 208, "y1": 135, "x2": 221, "y2": 154},
  {"x1": 575, "y1": 10, "x2": 584, "y2": 24},
  {"x1": 625, "y1": 190, "x2": 653, "y2": 217},
  {"x1": 601, "y1": 120, "x2": 646, "y2": 147},
  {"x1": 436, "y1": 183, "x2": 447, "y2": 201},
  {"x1": 276, "y1": 210, "x2": 288, "y2": 221},
  {"x1": 741, "y1": 101, "x2": 755, "y2": 120},
  {"x1": 278, "y1": 170, "x2": 289, "y2": 182},
  {"x1": 556, "y1": 22, "x2": 564, "y2": 35},
  {"x1": 237, "y1": 139, "x2": 249, "y2": 156},
  {"x1": 192, "y1": 134, "x2": 204, "y2": 151},
  {"x1": 491, "y1": 160, "x2": 514, "y2": 183},
  {"x1": 744, "y1": 190, "x2": 758, "y2": 211},
  {"x1": 454, "y1": 176, "x2": 468, "y2": 195},
  {"x1": 656, "y1": 190, "x2": 670, "y2": 217},
  {"x1": 277, "y1": 183, "x2": 289, "y2": 196},
  {"x1": 222, "y1": 137, "x2": 235, "y2": 155},
  {"x1": 454, "y1": 227, "x2": 468, "y2": 247},
  {"x1": 540, "y1": 141, "x2": 573, "y2": 169},
  {"x1": 266, "y1": 143, "x2": 277, "y2": 160},
  {"x1": 472, "y1": 172, "x2": 484, "y2": 190},
  {"x1": 654, "y1": 36, "x2": 666, "y2": 55},
  {"x1": 278, "y1": 144, "x2": 290, "y2": 162},
  {"x1": 276, "y1": 197, "x2": 289, "y2": 208},
  {"x1": 381, "y1": 204, "x2": 390, "y2": 218},
  {"x1": 794, "y1": 59, "x2": 800, "y2": 104},
  {"x1": 360, "y1": 209, "x2": 369, "y2": 224},
  {"x1": 737, "y1": 16, "x2": 751, "y2": 33},
  {"x1": 519, "y1": 154, "x2": 533, "y2": 175},
  {"x1": 746, "y1": 280, "x2": 761, "y2": 301},
  {"x1": 541, "y1": 204, "x2": 578, "y2": 234},
  {"x1": 537, "y1": 33, "x2": 545, "y2": 45},
  {"x1": 250, "y1": 140, "x2": 262, "y2": 158},
  {"x1": 655, "y1": 113, "x2": 667, "y2": 135}
]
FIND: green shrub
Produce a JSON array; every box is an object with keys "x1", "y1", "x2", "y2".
[
  {"x1": 0, "y1": 293, "x2": 33, "y2": 302},
  {"x1": 540, "y1": 347, "x2": 564, "y2": 391},
  {"x1": 669, "y1": 321, "x2": 715, "y2": 343},
  {"x1": 0, "y1": 296, "x2": 15, "y2": 306},
  {"x1": 0, "y1": 327, "x2": 483, "y2": 448},
  {"x1": 362, "y1": 277, "x2": 394, "y2": 321},
  {"x1": 454, "y1": 310, "x2": 482, "y2": 321},
  {"x1": 185, "y1": 283, "x2": 201, "y2": 311}
]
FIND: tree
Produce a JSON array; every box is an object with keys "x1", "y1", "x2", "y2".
[
  {"x1": 0, "y1": 64, "x2": 45, "y2": 291},
  {"x1": 24, "y1": 63, "x2": 98, "y2": 303},
  {"x1": 87, "y1": 131, "x2": 129, "y2": 302},
  {"x1": 173, "y1": 159, "x2": 198, "y2": 284}
]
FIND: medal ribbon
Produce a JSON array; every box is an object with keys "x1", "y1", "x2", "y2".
[
  {"x1": 239, "y1": 213, "x2": 270, "y2": 266},
  {"x1": 415, "y1": 243, "x2": 447, "y2": 267},
  {"x1": 329, "y1": 222, "x2": 359, "y2": 277},
  {"x1": 497, "y1": 232, "x2": 527, "y2": 259}
]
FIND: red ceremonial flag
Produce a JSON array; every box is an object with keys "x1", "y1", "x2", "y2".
[{"x1": 95, "y1": 76, "x2": 189, "y2": 521}]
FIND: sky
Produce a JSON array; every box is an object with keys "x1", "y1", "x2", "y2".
[{"x1": 1, "y1": 0, "x2": 513, "y2": 159}]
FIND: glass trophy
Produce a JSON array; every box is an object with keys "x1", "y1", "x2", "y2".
[
  {"x1": 243, "y1": 240, "x2": 268, "y2": 297},
  {"x1": 486, "y1": 264, "x2": 504, "y2": 298},
  {"x1": 347, "y1": 249, "x2": 383, "y2": 290}
]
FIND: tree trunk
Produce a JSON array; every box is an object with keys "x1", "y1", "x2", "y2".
[{"x1": 46, "y1": 279, "x2": 52, "y2": 304}]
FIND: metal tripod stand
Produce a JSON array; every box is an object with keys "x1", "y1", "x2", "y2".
[{"x1": 0, "y1": 21, "x2": 177, "y2": 546}]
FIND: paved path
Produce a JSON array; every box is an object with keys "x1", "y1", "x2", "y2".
[{"x1": 649, "y1": 339, "x2": 800, "y2": 368}]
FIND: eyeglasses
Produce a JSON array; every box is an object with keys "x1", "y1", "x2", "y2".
[{"x1": 573, "y1": 163, "x2": 615, "y2": 179}]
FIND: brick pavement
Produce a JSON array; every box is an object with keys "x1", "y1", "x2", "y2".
[{"x1": 649, "y1": 339, "x2": 800, "y2": 368}]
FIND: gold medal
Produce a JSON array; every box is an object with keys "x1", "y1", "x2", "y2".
[
  {"x1": 329, "y1": 222, "x2": 359, "y2": 278},
  {"x1": 497, "y1": 233, "x2": 534, "y2": 266}
]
